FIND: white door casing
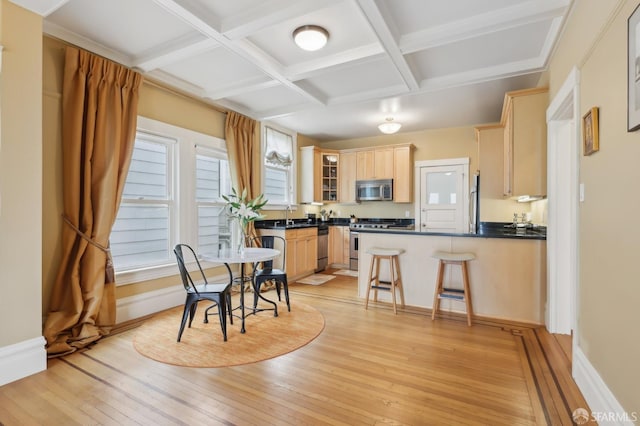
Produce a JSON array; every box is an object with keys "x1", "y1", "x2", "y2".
[
  {"x1": 415, "y1": 158, "x2": 470, "y2": 233},
  {"x1": 546, "y1": 67, "x2": 580, "y2": 337}
]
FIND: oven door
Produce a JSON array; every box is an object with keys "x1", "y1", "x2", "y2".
[{"x1": 349, "y1": 230, "x2": 359, "y2": 270}]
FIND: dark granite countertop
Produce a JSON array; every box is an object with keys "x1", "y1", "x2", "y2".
[
  {"x1": 255, "y1": 220, "x2": 545, "y2": 240},
  {"x1": 354, "y1": 222, "x2": 546, "y2": 240}
]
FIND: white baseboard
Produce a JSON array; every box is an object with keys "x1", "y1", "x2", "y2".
[
  {"x1": 573, "y1": 346, "x2": 637, "y2": 425},
  {"x1": 116, "y1": 284, "x2": 184, "y2": 323},
  {"x1": 0, "y1": 336, "x2": 47, "y2": 386},
  {"x1": 115, "y1": 272, "x2": 230, "y2": 323}
]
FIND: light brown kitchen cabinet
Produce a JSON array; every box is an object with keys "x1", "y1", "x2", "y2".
[
  {"x1": 321, "y1": 152, "x2": 339, "y2": 202},
  {"x1": 356, "y1": 150, "x2": 374, "y2": 180},
  {"x1": 475, "y1": 124, "x2": 505, "y2": 220},
  {"x1": 300, "y1": 146, "x2": 339, "y2": 203},
  {"x1": 502, "y1": 88, "x2": 548, "y2": 198},
  {"x1": 393, "y1": 144, "x2": 415, "y2": 203},
  {"x1": 356, "y1": 148, "x2": 393, "y2": 180},
  {"x1": 303, "y1": 143, "x2": 413, "y2": 204},
  {"x1": 328, "y1": 225, "x2": 349, "y2": 267},
  {"x1": 258, "y1": 227, "x2": 317, "y2": 281},
  {"x1": 339, "y1": 151, "x2": 357, "y2": 203},
  {"x1": 290, "y1": 228, "x2": 317, "y2": 279},
  {"x1": 374, "y1": 147, "x2": 394, "y2": 179}
]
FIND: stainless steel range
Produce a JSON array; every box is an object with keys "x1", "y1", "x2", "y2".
[{"x1": 348, "y1": 219, "x2": 414, "y2": 270}]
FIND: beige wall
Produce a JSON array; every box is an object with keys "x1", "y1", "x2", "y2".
[
  {"x1": 548, "y1": 0, "x2": 639, "y2": 413},
  {"x1": 0, "y1": 1, "x2": 42, "y2": 346}
]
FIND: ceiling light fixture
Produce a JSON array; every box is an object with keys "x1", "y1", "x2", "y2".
[
  {"x1": 378, "y1": 117, "x2": 402, "y2": 134},
  {"x1": 293, "y1": 25, "x2": 329, "y2": 51}
]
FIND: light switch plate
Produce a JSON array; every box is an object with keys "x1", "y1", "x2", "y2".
[{"x1": 579, "y1": 183, "x2": 585, "y2": 202}]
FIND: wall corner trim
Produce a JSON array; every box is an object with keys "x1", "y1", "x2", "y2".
[
  {"x1": 573, "y1": 346, "x2": 635, "y2": 425},
  {"x1": 0, "y1": 336, "x2": 47, "y2": 386}
]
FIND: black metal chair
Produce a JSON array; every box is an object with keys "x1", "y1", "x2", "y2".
[
  {"x1": 174, "y1": 244, "x2": 234, "y2": 342},
  {"x1": 250, "y1": 235, "x2": 290, "y2": 311}
]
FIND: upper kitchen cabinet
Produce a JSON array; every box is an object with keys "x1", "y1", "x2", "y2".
[
  {"x1": 356, "y1": 148, "x2": 394, "y2": 180},
  {"x1": 339, "y1": 151, "x2": 357, "y2": 203},
  {"x1": 300, "y1": 146, "x2": 340, "y2": 203},
  {"x1": 502, "y1": 88, "x2": 548, "y2": 199},
  {"x1": 302, "y1": 143, "x2": 414, "y2": 203},
  {"x1": 393, "y1": 144, "x2": 415, "y2": 203},
  {"x1": 321, "y1": 152, "x2": 340, "y2": 202}
]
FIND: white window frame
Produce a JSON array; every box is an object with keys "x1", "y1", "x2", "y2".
[
  {"x1": 261, "y1": 122, "x2": 297, "y2": 208},
  {"x1": 115, "y1": 116, "x2": 229, "y2": 285}
]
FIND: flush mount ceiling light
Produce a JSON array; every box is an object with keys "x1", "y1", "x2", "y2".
[
  {"x1": 378, "y1": 117, "x2": 402, "y2": 134},
  {"x1": 293, "y1": 25, "x2": 329, "y2": 51}
]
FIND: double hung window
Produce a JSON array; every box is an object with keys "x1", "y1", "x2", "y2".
[{"x1": 111, "y1": 117, "x2": 231, "y2": 284}]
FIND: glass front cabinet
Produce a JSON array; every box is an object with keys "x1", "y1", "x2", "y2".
[{"x1": 321, "y1": 153, "x2": 339, "y2": 202}]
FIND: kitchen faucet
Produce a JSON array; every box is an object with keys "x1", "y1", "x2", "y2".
[{"x1": 285, "y1": 205, "x2": 294, "y2": 225}]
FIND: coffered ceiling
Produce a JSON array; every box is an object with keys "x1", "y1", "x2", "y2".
[{"x1": 13, "y1": 0, "x2": 572, "y2": 141}]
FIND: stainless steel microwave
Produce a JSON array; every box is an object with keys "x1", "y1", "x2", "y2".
[{"x1": 355, "y1": 179, "x2": 393, "y2": 201}]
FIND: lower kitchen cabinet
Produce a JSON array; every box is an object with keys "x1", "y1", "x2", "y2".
[
  {"x1": 328, "y1": 225, "x2": 350, "y2": 268},
  {"x1": 258, "y1": 227, "x2": 318, "y2": 281}
]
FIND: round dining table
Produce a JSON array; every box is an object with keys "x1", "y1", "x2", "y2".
[{"x1": 201, "y1": 247, "x2": 280, "y2": 333}]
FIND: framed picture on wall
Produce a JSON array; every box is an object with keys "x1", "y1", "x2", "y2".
[
  {"x1": 628, "y1": 3, "x2": 640, "y2": 131},
  {"x1": 583, "y1": 107, "x2": 599, "y2": 156}
]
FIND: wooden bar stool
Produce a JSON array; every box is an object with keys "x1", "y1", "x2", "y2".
[
  {"x1": 364, "y1": 247, "x2": 405, "y2": 314},
  {"x1": 431, "y1": 251, "x2": 475, "y2": 326}
]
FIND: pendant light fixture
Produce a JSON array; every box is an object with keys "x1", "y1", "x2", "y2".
[
  {"x1": 293, "y1": 25, "x2": 329, "y2": 51},
  {"x1": 378, "y1": 117, "x2": 402, "y2": 134}
]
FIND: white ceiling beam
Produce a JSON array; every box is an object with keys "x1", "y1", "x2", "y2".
[
  {"x1": 355, "y1": 0, "x2": 419, "y2": 91},
  {"x1": 256, "y1": 102, "x2": 318, "y2": 121},
  {"x1": 257, "y1": 81, "x2": 410, "y2": 120},
  {"x1": 400, "y1": 0, "x2": 571, "y2": 54},
  {"x1": 134, "y1": 35, "x2": 219, "y2": 72},
  {"x1": 537, "y1": 17, "x2": 566, "y2": 68},
  {"x1": 285, "y1": 44, "x2": 384, "y2": 81},
  {"x1": 327, "y1": 84, "x2": 409, "y2": 106},
  {"x1": 221, "y1": 0, "x2": 338, "y2": 40},
  {"x1": 150, "y1": 0, "x2": 325, "y2": 106},
  {"x1": 205, "y1": 78, "x2": 280, "y2": 100},
  {"x1": 419, "y1": 58, "x2": 545, "y2": 93}
]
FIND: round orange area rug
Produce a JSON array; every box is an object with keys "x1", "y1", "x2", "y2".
[{"x1": 133, "y1": 301, "x2": 325, "y2": 368}]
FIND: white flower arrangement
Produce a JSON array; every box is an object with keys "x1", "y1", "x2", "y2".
[{"x1": 222, "y1": 188, "x2": 267, "y2": 232}]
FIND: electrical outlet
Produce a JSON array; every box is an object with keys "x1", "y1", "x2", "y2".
[{"x1": 405, "y1": 210, "x2": 410, "y2": 218}]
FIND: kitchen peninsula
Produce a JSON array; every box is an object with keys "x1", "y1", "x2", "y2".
[{"x1": 357, "y1": 225, "x2": 546, "y2": 324}]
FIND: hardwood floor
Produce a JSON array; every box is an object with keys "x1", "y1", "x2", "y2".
[{"x1": 0, "y1": 270, "x2": 589, "y2": 425}]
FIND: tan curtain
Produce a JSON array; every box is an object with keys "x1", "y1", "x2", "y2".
[
  {"x1": 44, "y1": 47, "x2": 143, "y2": 357},
  {"x1": 225, "y1": 111, "x2": 260, "y2": 240}
]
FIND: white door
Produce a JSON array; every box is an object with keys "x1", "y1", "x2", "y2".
[{"x1": 416, "y1": 160, "x2": 469, "y2": 233}]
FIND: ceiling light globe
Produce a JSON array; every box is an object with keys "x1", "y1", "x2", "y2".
[
  {"x1": 378, "y1": 119, "x2": 402, "y2": 134},
  {"x1": 293, "y1": 25, "x2": 329, "y2": 51}
]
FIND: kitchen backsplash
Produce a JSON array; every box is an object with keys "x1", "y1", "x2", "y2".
[{"x1": 262, "y1": 197, "x2": 548, "y2": 226}]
